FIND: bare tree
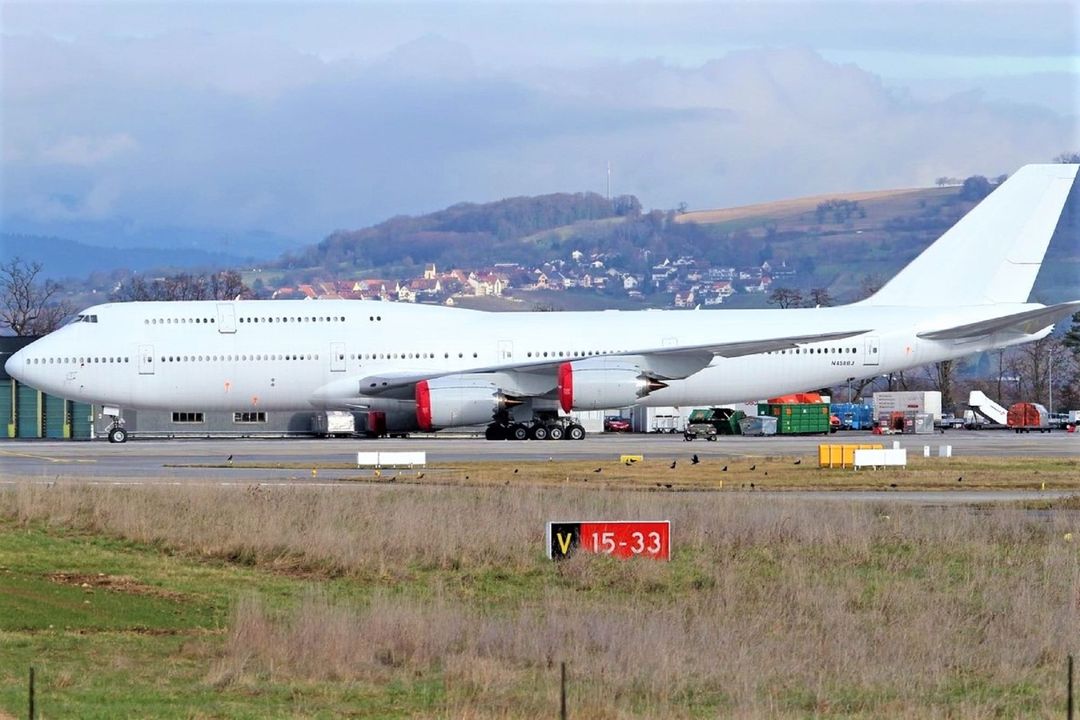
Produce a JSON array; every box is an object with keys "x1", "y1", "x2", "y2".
[
  {"x1": 1054, "y1": 151, "x2": 1080, "y2": 164},
  {"x1": 925, "y1": 359, "x2": 961, "y2": 412},
  {"x1": 112, "y1": 271, "x2": 250, "y2": 303},
  {"x1": 806, "y1": 287, "x2": 833, "y2": 307},
  {"x1": 0, "y1": 258, "x2": 74, "y2": 336},
  {"x1": 855, "y1": 274, "x2": 884, "y2": 302},
  {"x1": 767, "y1": 287, "x2": 803, "y2": 309}
]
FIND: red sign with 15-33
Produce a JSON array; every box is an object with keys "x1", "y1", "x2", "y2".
[{"x1": 546, "y1": 521, "x2": 670, "y2": 560}]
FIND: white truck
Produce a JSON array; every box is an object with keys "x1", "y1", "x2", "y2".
[{"x1": 873, "y1": 391, "x2": 943, "y2": 423}]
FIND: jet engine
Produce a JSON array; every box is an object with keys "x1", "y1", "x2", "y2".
[
  {"x1": 557, "y1": 359, "x2": 667, "y2": 412},
  {"x1": 415, "y1": 377, "x2": 520, "y2": 431}
]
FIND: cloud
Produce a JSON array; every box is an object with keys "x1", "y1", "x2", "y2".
[
  {"x1": 1, "y1": 26, "x2": 1076, "y2": 248},
  {"x1": 41, "y1": 133, "x2": 138, "y2": 166}
]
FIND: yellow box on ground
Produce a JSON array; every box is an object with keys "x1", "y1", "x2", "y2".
[{"x1": 819, "y1": 444, "x2": 884, "y2": 468}]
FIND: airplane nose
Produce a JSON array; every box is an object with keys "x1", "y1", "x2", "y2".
[{"x1": 4, "y1": 347, "x2": 26, "y2": 383}]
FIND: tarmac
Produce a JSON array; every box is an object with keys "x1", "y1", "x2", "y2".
[{"x1": 0, "y1": 431, "x2": 1075, "y2": 504}]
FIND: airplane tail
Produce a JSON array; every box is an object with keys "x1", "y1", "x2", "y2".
[{"x1": 861, "y1": 163, "x2": 1078, "y2": 307}]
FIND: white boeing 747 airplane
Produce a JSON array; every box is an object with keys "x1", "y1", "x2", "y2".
[{"x1": 7, "y1": 164, "x2": 1079, "y2": 443}]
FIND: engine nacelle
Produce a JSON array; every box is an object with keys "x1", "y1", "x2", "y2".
[
  {"x1": 416, "y1": 377, "x2": 517, "y2": 431},
  {"x1": 558, "y1": 359, "x2": 667, "y2": 412}
]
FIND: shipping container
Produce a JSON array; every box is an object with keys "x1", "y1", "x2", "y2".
[
  {"x1": 873, "y1": 391, "x2": 943, "y2": 422},
  {"x1": 739, "y1": 416, "x2": 778, "y2": 436},
  {"x1": 830, "y1": 402, "x2": 874, "y2": 430},
  {"x1": 312, "y1": 411, "x2": 356, "y2": 437},
  {"x1": 1007, "y1": 403, "x2": 1050, "y2": 432},
  {"x1": 757, "y1": 402, "x2": 831, "y2": 434}
]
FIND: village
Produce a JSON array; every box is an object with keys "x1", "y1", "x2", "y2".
[{"x1": 269, "y1": 251, "x2": 797, "y2": 308}]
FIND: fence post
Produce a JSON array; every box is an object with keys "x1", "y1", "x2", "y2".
[
  {"x1": 1069, "y1": 654, "x2": 1074, "y2": 720},
  {"x1": 560, "y1": 661, "x2": 567, "y2": 720},
  {"x1": 28, "y1": 666, "x2": 34, "y2": 720}
]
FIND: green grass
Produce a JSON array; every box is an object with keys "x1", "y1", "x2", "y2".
[{"x1": 0, "y1": 522, "x2": 449, "y2": 718}]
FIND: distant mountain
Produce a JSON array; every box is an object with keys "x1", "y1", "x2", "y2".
[
  {"x1": 1, "y1": 218, "x2": 301, "y2": 261},
  {"x1": 0, "y1": 234, "x2": 253, "y2": 279}
]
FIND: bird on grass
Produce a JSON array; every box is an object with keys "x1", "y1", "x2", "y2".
[
  {"x1": 889, "y1": 483, "x2": 898, "y2": 488},
  {"x1": 669, "y1": 460, "x2": 677, "y2": 470},
  {"x1": 749, "y1": 482, "x2": 755, "y2": 489},
  {"x1": 721, "y1": 465, "x2": 728, "y2": 472},
  {"x1": 417, "y1": 472, "x2": 425, "y2": 479},
  {"x1": 749, "y1": 464, "x2": 756, "y2": 471},
  {"x1": 691, "y1": 454, "x2": 700, "y2": 465},
  {"x1": 663, "y1": 483, "x2": 673, "y2": 489},
  {"x1": 957, "y1": 476, "x2": 963, "y2": 483},
  {"x1": 226, "y1": 454, "x2": 234, "y2": 466},
  {"x1": 764, "y1": 471, "x2": 768, "y2": 476},
  {"x1": 593, "y1": 467, "x2": 603, "y2": 473},
  {"x1": 793, "y1": 458, "x2": 802, "y2": 465},
  {"x1": 514, "y1": 468, "x2": 519, "y2": 473}
]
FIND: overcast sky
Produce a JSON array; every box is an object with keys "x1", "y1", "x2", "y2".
[{"x1": 2, "y1": 1, "x2": 1077, "y2": 250}]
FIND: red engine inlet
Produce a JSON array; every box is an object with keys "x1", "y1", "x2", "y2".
[
  {"x1": 416, "y1": 380, "x2": 433, "y2": 431},
  {"x1": 558, "y1": 360, "x2": 667, "y2": 412},
  {"x1": 558, "y1": 363, "x2": 574, "y2": 413}
]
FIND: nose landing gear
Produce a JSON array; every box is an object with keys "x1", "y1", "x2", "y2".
[{"x1": 103, "y1": 407, "x2": 128, "y2": 443}]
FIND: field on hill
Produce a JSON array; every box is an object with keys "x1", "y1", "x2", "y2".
[{"x1": 2, "y1": 457, "x2": 1079, "y2": 718}]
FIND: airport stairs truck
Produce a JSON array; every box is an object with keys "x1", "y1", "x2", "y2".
[{"x1": 967, "y1": 391, "x2": 1009, "y2": 428}]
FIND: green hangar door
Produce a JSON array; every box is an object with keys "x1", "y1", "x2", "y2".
[
  {"x1": 44, "y1": 394, "x2": 68, "y2": 438},
  {"x1": 16, "y1": 384, "x2": 40, "y2": 438}
]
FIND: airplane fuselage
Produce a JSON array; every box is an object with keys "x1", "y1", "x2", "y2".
[{"x1": 9, "y1": 298, "x2": 1041, "y2": 415}]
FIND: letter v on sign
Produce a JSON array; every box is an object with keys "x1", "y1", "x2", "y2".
[{"x1": 557, "y1": 533, "x2": 573, "y2": 555}]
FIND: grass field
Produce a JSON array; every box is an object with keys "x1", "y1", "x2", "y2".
[{"x1": 1, "y1": 458, "x2": 1079, "y2": 718}]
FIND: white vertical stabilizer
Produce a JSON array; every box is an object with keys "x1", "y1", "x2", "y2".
[{"x1": 863, "y1": 164, "x2": 1077, "y2": 306}]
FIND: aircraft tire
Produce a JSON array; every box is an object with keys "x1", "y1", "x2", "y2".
[
  {"x1": 510, "y1": 424, "x2": 529, "y2": 441},
  {"x1": 485, "y1": 424, "x2": 507, "y2": 441},
  {"x1": 108, "y1": 427, "x2": 128, "y2": 444},
  {"x1": 529, "y1": 424, "x2": 549, "y2": 441},
  {"x1": 547, "y1": 425, "x2": 564, "y2": 441},
  {"x1": 566, "y1": 424, "x2": 586, "y2": 441}
]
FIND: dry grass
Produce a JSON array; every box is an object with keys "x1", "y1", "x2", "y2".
[
  {"x1": 3, "y1": 481, "x2": 1080, "y2": 717},
  {"x1": 673, "y1": 187, "x2": 926, "y2": 225}
]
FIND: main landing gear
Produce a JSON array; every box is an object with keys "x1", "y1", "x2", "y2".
[{"x1": 485, "y1": 417, "x2": 586, "y2": 441}]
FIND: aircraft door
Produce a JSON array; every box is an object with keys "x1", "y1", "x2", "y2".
[
  {"x1": 216, "y1": 303, "x2": 236, "y2": 333},
  {"x1": 330, "y1": 342, "x2": 346, "y2": 372},
  {"x1": 497, "y1": 340, "x2": 513, "y2": 361},
  {"x1": 138, "y1": 345, "x2": 155, "y2": 375},
  {"x1": 863, "y1": 336, "x2": 881, "y2": 366}
]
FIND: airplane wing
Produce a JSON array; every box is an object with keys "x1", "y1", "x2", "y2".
[
  {"x1": 355, "y1": 328, "x2": 870, "y2": 396},
  {"x1": 917, "y1": 301, "x2": 1080, "y2": 341}
]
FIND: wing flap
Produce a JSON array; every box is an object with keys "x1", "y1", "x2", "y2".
[{"x1": 917, "y1": 301, "x2": 1080, "y2": 340}]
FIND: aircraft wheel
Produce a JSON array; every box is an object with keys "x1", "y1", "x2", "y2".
[
  {"x1": 547, "y1": 425, "x2": 564, "y2": 441},
  {"x1": 108, "y1": 426, "x2": 128, "y2": 444},
  {"x1": 485, "y1": 424, "x2": 507, "y2": 441},
  {"x1": 510, "y1": 424, "x2": 529, "y2": 441},
  {"x1": 529, "y1": 424, "x2": 549, "y2": 441},
  {"x1": 566, "y1": 424, "x2": 586, "y2": 441}
]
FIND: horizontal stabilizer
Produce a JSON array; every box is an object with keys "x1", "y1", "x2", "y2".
[{"x1": 918, "y1": 301, "x2": 1080, "y2": 340}]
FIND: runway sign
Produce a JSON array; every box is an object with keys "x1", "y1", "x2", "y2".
[{"x1": 546, "y1": 520, "x2": 670, "y2": 560}]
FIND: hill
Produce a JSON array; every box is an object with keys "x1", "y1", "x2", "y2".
[{"x1": 275, "y1": 173, "x2": 1079, "y2": 307}]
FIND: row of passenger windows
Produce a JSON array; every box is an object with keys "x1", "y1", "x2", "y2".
[
  {"x1": 766, "y1": 347, "x2": 863, "y2": 355},
  {"x1": 160, "y1": 354, "x2": 319, "y2": 362},
  {"x1": 28, "y1": 357, "x2": 128, "y2": 365},
  {"x1": 239, "y1": 316, "x2": 346, "y2": 324},
  {"x1": 145, "y1": 318, "x2": 215, "y2": 325}
]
